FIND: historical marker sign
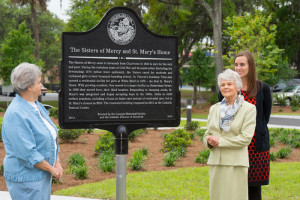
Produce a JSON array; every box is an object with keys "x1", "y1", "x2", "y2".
[{"x1": 59, "y1": 7, "x2": 180, "y2": 132}]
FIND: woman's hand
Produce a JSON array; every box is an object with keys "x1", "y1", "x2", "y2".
[
  {"x1": 35, "y1": 160, "x2": 63, "y2": 180},
  {"x1": 50, "y1": 166, "x2": 62, "y2": 179},
  {"x1": 54, "y1": 161, "x2": 63, "y2": 180},
  {"x1": 207, "y1": 136, "x2": 219, "y2": 147}
]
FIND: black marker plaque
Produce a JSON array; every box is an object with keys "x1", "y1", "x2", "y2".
[{"x1": 59, "y1": 7, "x2": 180, "y2": 132}]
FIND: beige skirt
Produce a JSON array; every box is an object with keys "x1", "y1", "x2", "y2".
[{"x1": 209, "y1": 165, "x2": 248, "y2": 200}]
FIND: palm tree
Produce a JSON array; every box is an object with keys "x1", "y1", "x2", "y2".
[{"x1": 11, "y1": 0, "x2": 48, "y2": 61}]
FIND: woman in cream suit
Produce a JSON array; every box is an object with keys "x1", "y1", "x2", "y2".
[{"x1": 204, "y1": 69, "x2": 256, "y2": 200}]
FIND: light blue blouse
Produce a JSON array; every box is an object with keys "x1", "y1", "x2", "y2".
[{"x1": 2, "y1": 94, "x2": 59, "y2": 182}]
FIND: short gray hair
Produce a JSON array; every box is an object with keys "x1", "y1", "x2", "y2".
[
  {"x1": 11, "y1": 62, "x2": 42, "y2": 94},
  {"x1": 217, "y1": 69, "x2": 242, "y2": 90}
]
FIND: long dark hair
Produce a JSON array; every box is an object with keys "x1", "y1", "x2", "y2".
[{"x1": 234, "y1": 50, "x2": 261, "y2": 98}]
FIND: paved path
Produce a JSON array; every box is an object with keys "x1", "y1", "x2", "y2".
[
  {"x1": 0, "y1": 191, "x2": 101, "y2": 200},
  {"x1": 180, "y1": 115, "x2": 300, "y2": 129},
  {"x1": 268, "y1": 115, "x2": 300, "y2": 129}
]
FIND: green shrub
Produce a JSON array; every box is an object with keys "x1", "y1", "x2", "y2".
[
  {"x1": 52, "y1": 178, "x2": 62, "y2": 184},
  {"x1": 174, "y1": 146, "x2": 187, "y2": 157},
  {"x1": 189, "y1": 132, "x2": 196, "y2": 140},
  {"x1": 140, "y1": 147, "x2": 148, "y2": 157},
  {"x1": 68, "y1": 153, "x2": 86, "y2": 166},
  {"x1": 290, "y1": 96, "x2": 300, "y2": 108},
  {"x1": 129, "y1": 129, "x2": 145, "y2": 141},
  {"x1": 269, "y1": 129, "x2": 281, "y2": 142},
  {"x1": 94, "y1": 132, "x2": 115, "y2": 154},
  {"x1": 279, "y1": 134, "x2": 290, "y2": 145},
  {"x1": 49, "y1": 107, "x2": 59, "y2": 119},
  {"x1": 0, "y1": 107, "x2": 5, "y2": 112},
  {"x1": 273, "y1": 94, "x2": 288, "y2": 106},
  {"x1": 0, "y1": 164, "x2": 3, "y2": 176},
  {"x1": 185, "y1": 121, "x2": 200, "y2": 131},
  {"x1": 67, "y1": 153, "x2": 88, "y2": 179},
  {"x1": 70, "y1": 165, "x2": 88, "y2": 179},
  {"x1": 290, "y1": 129, "x2": 300, "y2": 136},
  {"x1": 195, "y1": 149, "x2": 210, "y2": 164},
  {"x1": 173, "y1": 129, "x2": 192, "y2": 139},
  {"x1": 208, "y1": 94, "x2": 218, "y2": 105},
  {"x1": 128, "y1": 155, "x2": 144, "y2": 170},
  {"x1": 268, "y1": 128, "x2": 276, "y2": 133},
  {"x1": 58, "y1": 129, "x2": 83, "y2": 143},
  {"x1": 270, "y1": 152, "x2": 276, "y2": 161},
  {"x1": 291, "y1": 140, "x2": 300, "y2": 148},
  {"x1": 98, "y1": 150, "x2": 115, "y2": 172},
  {"x1": 275, "y1": 147, "x2": 291, "y2": 159},
  {"x1": 290, "y1": 129, "x2": 300, "y2": 148},
  {"x1": 274, "y1": 129, "x2": 300, "y2": 147},
  {"x1": 278, "y1": 129, "x2": 291, "y2": 145},
  {"x1": 195, "y1": 128, "x2": 207, "y2": 141},
  {"x1": 128, "y1": 148, "x2": 148, "y2": 170},
  {"x1": 269, "y1": 128, "x2": 300, "y2": 148},
  {"x1": 162, "y1": 151, "x2": 180, "y2": 167},
  {"x1": 269, "y1": 137, "x2": 275, "y2": 147},
  {"x1": 85, "y1": 129, "x2": 94, "y2": 134},
  {"x1": 162, "y1": 129, "x2": 191, "y2": 152}
]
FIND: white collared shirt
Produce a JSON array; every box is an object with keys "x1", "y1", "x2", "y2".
[{"x1": 29, "y1": 102, "x2": 57, "y2": 160}]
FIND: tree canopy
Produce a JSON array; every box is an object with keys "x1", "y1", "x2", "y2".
[
  {"x1": 223, "y1": 11, "x2": 296, "y2": 86},
  {"x1": 0, "y1": 0, "x2": 64, "y2": 83},
  {"x1": 261, "y1": 0, "x2": 300, "y2": 74},
  {"x1": 181, "y1": 47, "x2": 215, "y2": 104},
  {"x1": 1, "y1": 0, "x2": 299, "y2": 87},
  {"x1": 0, "y1": 21, "x2": 43, "y2": 83}
]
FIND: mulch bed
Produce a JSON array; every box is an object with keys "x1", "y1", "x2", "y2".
[{"x1": 0, "y1": 107, "x2": 299, "y2": 193}]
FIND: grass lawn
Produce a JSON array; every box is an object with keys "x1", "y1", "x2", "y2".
[
  {"x1": 271, "y1": 113, "x2": 300, "y2": 116},
  {"x1": 179, "y1": 119, "x2": 207, "y2": 128},
  {"x1": 179, "y1": 89, "x2": 195, "y2": 99},
  {"x1": 54, "y1": 162, "x2": 300, "y2": 200},
  {"x1": 41, "y1": 100, "x2": 59, "y2": 107},
  {"x1": 181, "y1": 113, "x2": 208, "y2": 119},
  {"x1": 180, "y1": 89, "x2": 214, "y2": 100},
  {"x1": 0, "y1": 100, "x2": 58, "y2": 109}
]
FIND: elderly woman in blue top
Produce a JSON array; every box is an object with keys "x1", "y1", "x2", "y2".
[
  {"x1": 203, "y1": 69, "x2": 256, "y2": 200},
  {"x1": 2, "y1": 63, "x2": 63, "y2": 200}
]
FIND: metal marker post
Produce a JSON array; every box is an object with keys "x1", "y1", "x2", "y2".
[
  {"x1": 187, "y1": 99, "x2": 192, "y2": 123},
  {"x1": 115, "y1": 125, "x2": 129, "y2": 200},
  {"x1": 116, "y1": 155, "x2": 126, "y2": 200}
]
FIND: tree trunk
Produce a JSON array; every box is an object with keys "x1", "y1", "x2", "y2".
[
  {"x1": 193, "y1": 85, "x2": 197, "y2": 105},
  {"x1": 30, "y1": 2, "x2": 41, "y2": 102},
  {"x1": 297, "y1": 50, "x2": 300, "y2": 77},
  {"x1": 30, "y1": 1, "x2": 40, "y2": 61},
  {"x1": 212, "y1": 0, "x2": 223, "y2": 93},
  {"x1": 198, "y1": 84, "x2": 202, "y2": 109},
  {"x1": 198, "y1": 0, "x2": 223, "y2": 93}
]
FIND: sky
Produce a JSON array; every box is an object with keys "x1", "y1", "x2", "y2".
[{"x1": 47, "y1": 0, "x2": 72, "y2": 21}]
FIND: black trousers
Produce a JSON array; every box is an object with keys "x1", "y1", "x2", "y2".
[{"x1": 248, "y1": 186, "x2": 262, "y2": 200}]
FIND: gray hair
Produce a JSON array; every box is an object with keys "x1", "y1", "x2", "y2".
[
  {"x1": 11, "y1": 62, "x2": 42, "y2": 94},
  {"x1": 217, "y1": 69, "x2": 242, "y2": 90}
]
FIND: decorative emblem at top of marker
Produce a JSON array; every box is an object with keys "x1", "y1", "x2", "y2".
[{"x1": 107, "y1": 13, "x2": 136, "y2": 45}]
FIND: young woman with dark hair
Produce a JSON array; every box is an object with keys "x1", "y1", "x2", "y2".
[{"x1": 219, "y1": 51, "x2": 272, "y2": 200}]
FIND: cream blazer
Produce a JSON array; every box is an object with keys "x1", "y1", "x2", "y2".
[{"x1": 203, "y1": 101, "x2": 256, "y2": 167}]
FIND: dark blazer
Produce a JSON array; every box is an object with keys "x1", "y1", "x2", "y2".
[{"x1": 218, "y1": 82, "x2": 272, "y2": 152}]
